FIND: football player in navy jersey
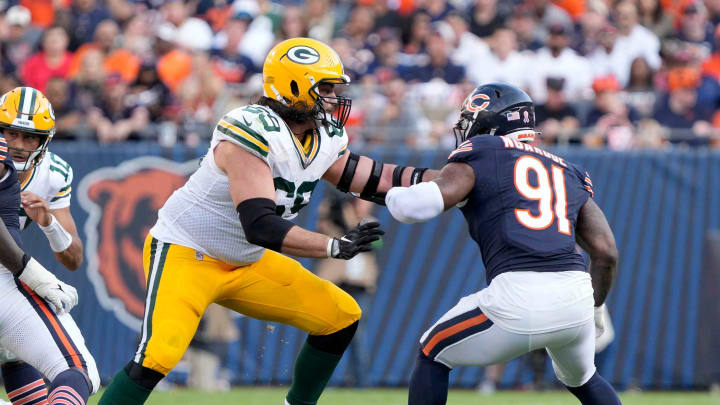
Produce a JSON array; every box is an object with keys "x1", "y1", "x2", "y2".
[{"x1": 385, "y1": 83, "x2": 621, "y2": 405}]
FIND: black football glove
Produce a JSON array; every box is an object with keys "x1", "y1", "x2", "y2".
[{"x1": 330, "y1": 221, "x2": 384, "y2": 259}]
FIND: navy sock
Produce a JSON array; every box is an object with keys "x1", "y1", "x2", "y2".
[
  {"x1": 566, "y1": 371, "x2": 622, "y2": 405},
  {"x1": 48, "y1": 368, "x2": 91, "y2": 405},
  {"x1": 408, "y1": 349, "x2": 451, "y2": 405},
  {"x1": 2, "y1": 362, "x2": 48, "y2": 405}
]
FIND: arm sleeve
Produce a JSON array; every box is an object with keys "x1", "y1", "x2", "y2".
[{"x1": 385, "y1": 182, "x2": 445, "y2": 224}]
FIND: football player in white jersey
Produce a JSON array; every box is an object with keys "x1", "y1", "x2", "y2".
[
  {"x1": 99, "y1": 38, "x2": 440, "y2": 405},
  {"x1": 0, "y1": 87, "x2": 99, "y2": 405}
]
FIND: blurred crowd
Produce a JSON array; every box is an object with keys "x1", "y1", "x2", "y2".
[{"x1": 2, "y1": 0, "x2": 720, "y2": 149}]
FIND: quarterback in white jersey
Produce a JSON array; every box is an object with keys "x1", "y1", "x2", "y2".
[
  {"x1": 0, "y1": 87, "x2": 99, "y2": 405},
  {"x1": 99, "y1": 38, "x2": 439, "y2": 405}
]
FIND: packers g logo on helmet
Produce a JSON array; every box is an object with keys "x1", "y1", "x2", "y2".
[
  {"x1": 0, "y1": 87, "x2": 56, "y2": 172},
  {"x1": 287, "y1": 46, "x2": 321, "y2": 65},
  {"x1": 263, "y1": 38, "x2": 352, "y2": 129}
]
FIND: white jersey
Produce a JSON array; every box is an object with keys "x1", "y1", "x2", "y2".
[
  {"x1": 150, "y1": 104, "x2": 349, "y2": 266},
  {"x1": 0, "y1": 152, "x2": 73, "y2": 292},
  {"x1": 19, "y1": 151, "x2": 73, "y2": 229},
  {"x1": 0, "y1": 153, "x2": 98, "y2": 393}
]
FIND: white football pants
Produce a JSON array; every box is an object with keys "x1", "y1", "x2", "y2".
[
  {"x1": 0, "y1": 279, "x2": 99, "y2": 393},
  {"x1": 420, "y1": 296, "x2": 596, "y2": 387}
]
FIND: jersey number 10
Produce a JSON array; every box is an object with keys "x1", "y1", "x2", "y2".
[{"x1": 513, "y1": 155, "x2": 571, "y2": 235}]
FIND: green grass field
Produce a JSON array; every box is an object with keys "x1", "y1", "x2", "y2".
[{"x1": 78, "y1": 387, "x2": 720, "y2": 405}]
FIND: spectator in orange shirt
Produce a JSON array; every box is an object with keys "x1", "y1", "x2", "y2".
[
  {"x1": 69, "y1": 19, "x2": 141, "y2": 84},
  {"x1": 20, "y1": 0, "x2": 71, "y2": 29},
  {"x1": 20, "y1": 26, "x2": 73, "y2": 92}
]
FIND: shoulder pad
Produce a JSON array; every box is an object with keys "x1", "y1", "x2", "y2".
[{"x1": 215, "y1": 106, "x2": 278, "y2": 161}]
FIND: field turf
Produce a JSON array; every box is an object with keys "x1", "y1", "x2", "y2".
[{"x1": 77, "y1": 387, "x2": 719, "y2": 405}]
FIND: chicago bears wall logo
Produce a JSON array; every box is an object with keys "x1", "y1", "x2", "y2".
[{"x1": 78, "y1": 157, "x2": 198, "y2": 329}]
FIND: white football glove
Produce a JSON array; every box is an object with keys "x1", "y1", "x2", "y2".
[
  {"x1": 594, "y1": 305, "x2": 606, "y2": 338},
  {"x1": 594, "y1": 304, "x2": 615, "y2": 353},
  {"x1": 18, "y1": 257, "x2": 78, "y2": 314}
]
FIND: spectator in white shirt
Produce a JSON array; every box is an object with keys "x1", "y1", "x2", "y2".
[
  {"x1": 466, "y1": 28, "x2": 529, "y2": 89},
  {"x1": 587, "y1": 23, "x2": 633, "y2": 86},
  {"x1": 613, "y1": 1, "x2": 662, "y2": 76},
  {"x1": 527, "y1": 24, "x2": 593, "y2": 104},
  {"x1": 444, "y1": 12, "x2": 492, "y2": 71}
]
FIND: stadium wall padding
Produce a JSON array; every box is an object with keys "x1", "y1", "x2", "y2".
[{"x1": 20, "y1": 142, "x2": 720, "y2": 389}]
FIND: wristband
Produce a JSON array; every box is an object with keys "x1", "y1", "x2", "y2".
[
  {"x1": 410, "y1": 168, "x2": 428, "y2": 185},
  {"x1": 327, "y1": 238, "x2": 335, "y2": 258},
  {"x1": 39, "y1": 214, "x2": 73, "y2": 253}
]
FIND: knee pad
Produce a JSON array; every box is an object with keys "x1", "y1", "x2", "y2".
[
  {"x1": 85, "y1": 363, "x2": 101, "y2": 394},
  {"x1": 553, "y1": 360, "x2": 596, "y2": 388},
  {"x1": 142, "y1": 319, "x2": 196, "y2": 374},
  {"x1": 124, "y1": 362, "x2": 165, "y2": 391},
  {"x1": 325, "y1": 281, "x2": 362, "y2": 326},
  {"x1": 307, "y1": 321, "x2": 359, "y2": 355},
  {"x1": 89, "y1": 368, "x2": 101, "y2": 394}
]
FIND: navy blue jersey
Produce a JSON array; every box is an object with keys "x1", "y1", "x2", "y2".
[
  {"x1": 448, "y1": 135, "x2": 593, "y2": 284},
  {"x1": 0, "y1": 136, "x2": 22, "y2": 249}
]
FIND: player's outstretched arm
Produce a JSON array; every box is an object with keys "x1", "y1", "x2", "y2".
[
  {"x1": 576, "y1": 198, "x2": 619, "y2": 307},
  {"x1": 322, "y1": 150, "x2": 440, "y2": 205},
  {"x1": 385, "y1": 162, "x2": 475, "y2": 224},
  {"x1": 216, "y1": 141, "x2": 382, "y2": 260}
]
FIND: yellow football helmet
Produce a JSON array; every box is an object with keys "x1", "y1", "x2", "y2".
[
  {"x1": 263, "y1": 37, "x2": 352, "y2": 129},
  {"x1": 0, "y1": 87, "x2": 56, "y2": 171}
]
